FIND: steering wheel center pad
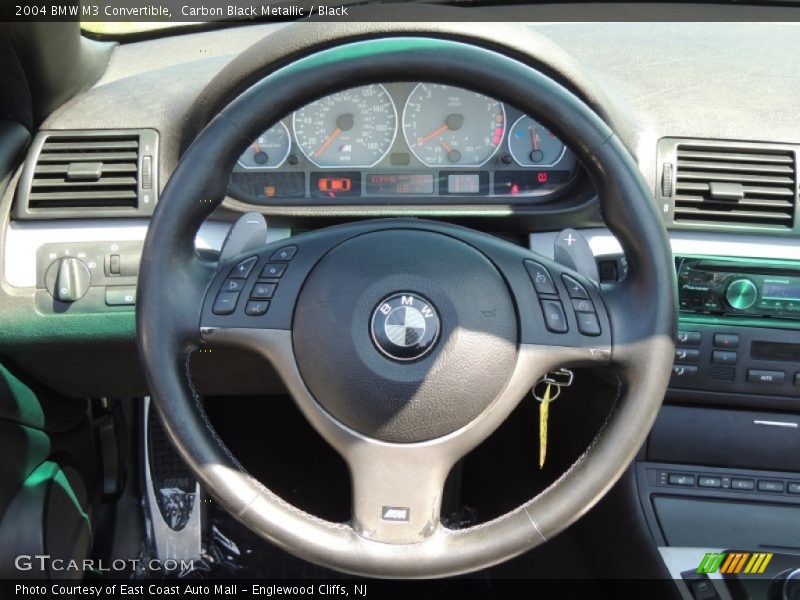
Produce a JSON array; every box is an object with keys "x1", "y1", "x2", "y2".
[{"x1": 294, "y1": 229, "x2": 517, "y2": 443}]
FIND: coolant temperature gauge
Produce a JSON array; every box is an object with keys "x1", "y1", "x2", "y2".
[
  {"x1": 508, "y1": 116, "x2": 566, "y2": 167},
  {"x1": 237, "y1": 121, "x2": 292, "y2": 169}
]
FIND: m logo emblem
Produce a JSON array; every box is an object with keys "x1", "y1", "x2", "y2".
[{"x1": 381, "y1": 506, "x2": 410, "y2": 521}]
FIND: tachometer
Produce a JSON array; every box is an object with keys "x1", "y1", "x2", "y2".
[
  {"x1": 508, "y1": 115, "x2": 566, "y2": 167},
  {"x1": 293, "y1": 84, "x2": 396, "y2": 168},
  {"x1": 402, "y1": 84, "x2": 505, "y2": 167},
  {"x1": 237, "y1": 121, "x2": 291, "y2": 169}
]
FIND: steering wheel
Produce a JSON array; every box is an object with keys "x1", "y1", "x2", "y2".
[{"x1": 137, "y1": 37, "x2": 676, "y2": 578}]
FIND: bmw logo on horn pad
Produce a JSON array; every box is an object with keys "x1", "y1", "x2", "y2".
[{"x1": 371, "y1": 293, "x2": 441, "y2": 361}]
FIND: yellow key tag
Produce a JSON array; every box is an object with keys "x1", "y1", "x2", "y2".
[
  {"x1": 533, "y1": 369, "x2": 573, "y2": 470},
  {"x1": 539, "y1": 384, "x2": 551, "y2": 469}
]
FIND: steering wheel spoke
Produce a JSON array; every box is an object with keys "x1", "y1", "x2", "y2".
[{"x1": 347, "y1": 443, "x2": 451, "y2": 543}]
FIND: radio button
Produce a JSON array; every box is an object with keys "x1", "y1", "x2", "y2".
[
  {"x1": 269, "y1": 246, "x2": 298, "y2": 262},
  {"x1": 758, "y1": 480, "x2": 785, "y2": 493},
  {"x1": 747, "y1": 370, "x2": 785, "y2": 384},
  {"x1": 731, "y1": 478, "x2": 755, "y2": 491},
  {"x1": 675, "y1": 348, "x2": 700, "y2": 364},
  {"x1": 713, "y1": 333, "x2": 739, "y2": 349},
  {"x1": 698, "y1": 476, "x2": 722, "y2": 488},
  {"x1": 794, "y1": 373, "x2": 800, "y2": 387},
  {"x1": 668, "y1": 473, "x2": 696, "y2": 487},
  {"x1": 788, "y1": 482, "x2": 800, "y2": 494},
  {"x1": 712, "y1": 350, "x2": 738, "y2": 365},
  {"x1": 726, "y1": 278, "x2": 758, "y2": 310},
  {"x1": 261, "y1": 263, "x2": 287, "y2": 278},
  {"x1": 677, "y1": 331, "x2": 701, "y2": 346}
]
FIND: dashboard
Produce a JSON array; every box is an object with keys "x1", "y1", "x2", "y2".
[{"x1": 227, "y1": 82, "x2": 579, "y2": 206}]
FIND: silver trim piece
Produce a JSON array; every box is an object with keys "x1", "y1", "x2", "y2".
[
  {"x1": 658, "y1": 547, "x2": 731, "y2": 600},
  {"x1": 530, "y1": 228, "x2": 800, "y2": 261},
  {"x1": 754, "y1": 420, "x2": 799, "y2": 428},
  {"x1": 3, "y1": 219, "x2": 290, "y2": 288},
  {"x1": 200, "y1": 326, "x2": 609, "y2": 545},
  {"x1": 142, "y1": 397, "x2": 204, "y2": 562}
]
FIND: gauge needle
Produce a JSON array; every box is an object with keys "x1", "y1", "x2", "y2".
[
  {"x1": 531, "y1": 127, "x2": 539, "y2": 151},
  {"x1": 252, "y1": 141, "x2": 261, "y2": 153},
  {"x1": 314, "y1": 127, "x2": 342, "y2": 157},
  {"x1": 417, "y1": 124, "x2": 449, "y2": 146},
  {"x1": 439, "y1": 140, "x2": 453, "y2": 153}
]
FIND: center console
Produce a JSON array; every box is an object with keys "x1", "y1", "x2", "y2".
[
  {"x1": 645, "y1": 255, "x2": 800, "y2": 594},
  {"x1": 530, "y1": 229, "x2": 800, "y2": 597}
]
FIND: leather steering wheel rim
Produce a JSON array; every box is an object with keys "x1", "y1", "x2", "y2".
[{"x1": 137, "y1": 36, "x2": 676, "y2": 578}]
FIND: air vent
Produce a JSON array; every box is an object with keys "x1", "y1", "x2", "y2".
[
  {"x1": 15, "y1": 129, "x2": 158, "y2": 220},
  {"x1": 662, "y1": 139, "x2": 797, "y2": 230}
]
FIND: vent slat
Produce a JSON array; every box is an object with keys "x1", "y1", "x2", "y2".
[
  {"x1": 676, "y1": 171, "x2": 793, "y2": 186},
  {"x1": 37, "y1": 151, "x2": 138, "y2": 162},
  {"x1": 677, "y1": 159, "x2": 793, "y2": 175},
  {"x1": 674, "y1": 208, "x2": 794, "y2": 222},
  {"x1": 29, "y1": 190, "x2": 138, "y2": 201},
  {"x1": 676, "y1": 183, "x2": 795, "y2": 198},
  {"x1": 41, "y1": 140, "x2": 139, "y2": 152},
  {"x1": 32, "y1": 177, "x2": 138, "y2": 188},
  {"x1": 677, "y1": 149, "x2": 794, "y2": 164},
  {"x1": 675, "y1": 195, "x2": 794, "y2": 209},
  {"x1": 34, "y1": 163, "x2": 137, "y2": 175},
  {"x1": 673, "y1": 143, "x2": 796, "y2": 229}
]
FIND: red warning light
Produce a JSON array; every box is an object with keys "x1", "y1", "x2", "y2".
[
  {"x1": 537, "y1": 172, "x2": 549, "y2": 183},
  {"x1": 317, "y1": 177, "x2": 352, "y2": 193}
]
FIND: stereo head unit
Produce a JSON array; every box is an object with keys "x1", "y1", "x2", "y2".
[{"x1": 677, "y1": 256, "x2": 800, "y2": 319}]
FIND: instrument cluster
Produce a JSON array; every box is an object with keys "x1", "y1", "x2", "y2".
[{"x1": 227, "y1": 82, "x2": 580, "y2": 206}]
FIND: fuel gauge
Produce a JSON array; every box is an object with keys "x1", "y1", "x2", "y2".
[
  {"x1": 508, "y1": 116, "x2": 565, "y2": 167},
  {"x1": 237, "y1": 121, "x2": 291, "y2": 169}
]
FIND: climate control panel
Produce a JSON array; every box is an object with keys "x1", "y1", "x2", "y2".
[{"x1": 670, "y1": 322, "x2": 800, "y2": 398}]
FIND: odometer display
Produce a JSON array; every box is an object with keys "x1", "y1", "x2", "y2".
[
  {"x1": 366, "y1": 173, "x2": 435, "y2": 195},
  {"x1": 293, "y1": 85, "x2": 397, "y2": 168}
]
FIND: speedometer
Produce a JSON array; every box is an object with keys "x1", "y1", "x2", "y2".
[
  {"x1": 292, "y1": 84, "x2": 396, "y2": 168},
  {"x1": 402, "y1": 84, "x2": 505, "y2": 167}
]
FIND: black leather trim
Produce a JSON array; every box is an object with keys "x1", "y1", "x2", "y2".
[{"x1": 137, "y1": 36, "x2": 675, "y2": 577}]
